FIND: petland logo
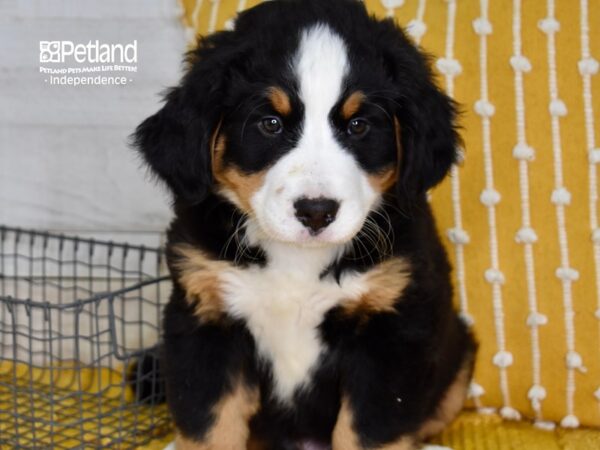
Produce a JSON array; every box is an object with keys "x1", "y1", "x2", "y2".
[
  {"x1": 39, "y1": 40, "x2": 138, "y2": 86},
  {"x1": 40, "y1": 40, "x2": 137, "y2": 64}
]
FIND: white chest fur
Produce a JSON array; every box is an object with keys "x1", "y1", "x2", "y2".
[{"x1": 218, "y1": 242, "x2": 365, "y2": 403}]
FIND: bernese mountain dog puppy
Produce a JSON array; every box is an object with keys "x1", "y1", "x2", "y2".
[{"x1": 134, "y1": 0, "x2": 476, "y2": 449}]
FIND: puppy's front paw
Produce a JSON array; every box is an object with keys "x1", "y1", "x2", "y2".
[{"x1": 422, "y1": 446, "x2": 453, "y2": 450}]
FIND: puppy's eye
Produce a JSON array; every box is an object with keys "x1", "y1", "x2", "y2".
[
  {"x1": 259, "y1": 116, "x2": 283, "y2": 135},
  {"x1": 347, "y1": 118, "x2": 370, "y2": 137}
]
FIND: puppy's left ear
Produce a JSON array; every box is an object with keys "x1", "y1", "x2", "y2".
[
  {"x1": 397, "y1": 83, "x2": 459, "y2": 196},
  {"x1": 377, "y1": 19, "x2": 460, "y2": 200}
]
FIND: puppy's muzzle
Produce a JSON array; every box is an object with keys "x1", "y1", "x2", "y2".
[{"x1": 293, "y1": 197, "x2": 340, "y2": 235}]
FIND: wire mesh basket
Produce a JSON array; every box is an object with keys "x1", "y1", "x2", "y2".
[{"x1": 0, "y1": 225, "x2": 172, "y2": 449}]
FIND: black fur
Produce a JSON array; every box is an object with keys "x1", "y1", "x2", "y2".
[{"x1": 133, "y1": 0, "x2": 475, "y2": 448}]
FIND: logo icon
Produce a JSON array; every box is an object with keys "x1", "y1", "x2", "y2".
[{"x1": 39, "y1": 41, "x2": 61, "y2": 63}]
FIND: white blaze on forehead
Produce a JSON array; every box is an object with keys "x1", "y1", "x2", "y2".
[
  {"x1": 249, "y1": 23, "x2": 379, "y2": 247},
  {"x1": 294, "y1": 24, "x2": 349, "y2": 120}
]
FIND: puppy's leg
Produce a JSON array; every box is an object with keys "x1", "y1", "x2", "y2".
[
  {"x1": 417, "y1": 361, "x2": 472, "y2": 441},
  {"x1": 163, "y1": 296, "x2": 259, "y2": 449},
  {"x1": 332, "y1": 396, "x2": 417, "y2": 450},
  {"x1": 175, "y1": 378, "x2": 259, "y2": 449},
  {"x1": 331, "y1": 321, "x2": 471, "y2": 450}
]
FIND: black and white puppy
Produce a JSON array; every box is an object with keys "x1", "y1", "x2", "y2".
[{"x1": 135, "y1": 0, "x2": 476, "y2": 449}]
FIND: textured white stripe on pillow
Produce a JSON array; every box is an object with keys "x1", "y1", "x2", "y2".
[
  {"x1": 406, "y1": 0, "x2": 427, "y2": 44},
  {"x1": 474, "y1": 0, "x2": 519, "y2": 422},
  {"x1": 208, "y1": 0, "x2": 221, "y2": 33},
  {"x1": 539, "y1": 0, "x2": 583, "y2": 430},
  {"x1": 511, "y1": 0, "x2": 549, "y2": 428},
  {"x1": 579, "y1": 0, "x2": 600, "y2": 416},
  {"x1": 381, "y1": 0, "x2": 405, "y2": 18},
  {"x1": 436, "y1": 0, "x2": 482, "y2": 412}
]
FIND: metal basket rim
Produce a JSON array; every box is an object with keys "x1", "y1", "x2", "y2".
[
  {"x1": 0, "y1": 225, "x2": 163, "y2": 254},
  {"x1": 0, "y1": 225, "x2": 169, "y2": 308},
  {"x1": 0, "y1": 275, "x2": 170, "y2": 310}
]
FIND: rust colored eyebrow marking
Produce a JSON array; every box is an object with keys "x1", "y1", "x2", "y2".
[
  {"x1": 266, "y1": 86, "x2": 292, "y2": 116},
  {"x1": 341, "y1": 91, "x2": 366, "y2": 120}
]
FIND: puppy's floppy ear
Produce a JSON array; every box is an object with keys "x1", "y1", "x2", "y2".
[
  {"x1": 397, "y1": 84, "x2": 458, "y2": 196},
  {"x1": 134, "y1": 87, "x2": 215, "y2": 205},
  {"x1": 133, "y1": 31, "x2": 239, "y2": 205},
  {"x1": 376, "y1": 20, "x2": 460, "y2": 201}
]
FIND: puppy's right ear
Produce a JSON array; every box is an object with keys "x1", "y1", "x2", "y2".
[
  {"x1": 133, "y1": 32, "x2": 238, "y2": 205},
  {"x1": 133, "y1": 87, "x2": 213, "y2": 205}
]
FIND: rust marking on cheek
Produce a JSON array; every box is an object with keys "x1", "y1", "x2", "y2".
[
  {"x1": 394, "y1": 116, "x2": 402, "y2": 170},
  {"x1": 368, "y1": 166, "x2": 397, "y2": 193},
  {"x1": 217, "y1": 166, "x2": 267, "y2": 213},
  {"x1": 211, "y1": 133, "x2": 227, "y2": 176},
  {"x1": 267, "y1": 86, "x2": 292, "y2": 116},
  {"x1": 175, "y1": 380, "x2": 260, "y2": 449},
  {"x1": 368, "y1": 117, "x2": 402, "y2": 193},
  {"x1": 212, "y1": 134, "x2": 267, "y2": 212},
  {"x1": 173, "y1": 245, "x2": 232, "y2": 323},
  {"x1": 342, "y1": 258, "x2": 411, "y2": 316},
  {"x1": 341, "y1": 91, "x2": 366, "y2": 120}
]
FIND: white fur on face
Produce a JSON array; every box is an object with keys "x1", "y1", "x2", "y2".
[{"x1": 250, "y1": 24, "x2": 379, "y2": 247}]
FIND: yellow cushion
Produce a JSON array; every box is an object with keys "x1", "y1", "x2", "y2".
[
  {"x1": 141, "y1": 411, "x2": 600, "y2": 450},
  {"x1": 179, "y1": 0, "x2": 600, "y2": 429}
]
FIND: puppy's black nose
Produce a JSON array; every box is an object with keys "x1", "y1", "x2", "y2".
[{"x1": 294, "y1": 197, "x2": 340, "y2": 235}]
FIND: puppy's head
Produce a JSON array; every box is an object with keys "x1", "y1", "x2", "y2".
[{"x1": 135, "y1": 0, "x2": 458, "y2": 247}]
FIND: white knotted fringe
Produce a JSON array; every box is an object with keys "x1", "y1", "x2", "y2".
[
  {"x1": 516, "y1": 227, "x2": 538, "y2": 245},
  {"x1": 579, "y1": 0, "x2": 600, "y2": 418},
  {"x1": 447, "y1": 227, "x2": 470, "y2": 245},
  {"x1": 436, "y1": 58, "x2": 462, "y2": 77},
  {"x1": 436, "y1": 0, "x2": 480, "y2": 410},
  {"x1": 588, "y1": 148, "x2": 600, "y2": 164},
  {"x1": 186, "y1": 0, "x2": 204, "y2": 43},
  {"x1": 207, "y1": 0, "x2": 221, "y2": 34},
  {"x1": 380, "y1": 0, "x2": 405, "y2": 18},
  {"x1": 534, "y1": 421, "x2": 557, "y2": 431},
  {"x1": 407, "y1": 0, "x2": 427, "y2": 44},
  {"x1": 513, "y1": 143, "x2": 535, "y2": 161},
  {"x1": 551, "y1": 187, "x2": 572, "y2": 206},
  {"x1": 476, "y1": 0, "x2": 516, "y2": 420},
  {"x1": 236, "y1": 0, "x2": 247, "y2": 13},
  {"x1": 527, "y1": 312, "x2": 548, "y2": 327},
  {"x1": 541, "y1": 0, "x2": 581, "y2": 428}
]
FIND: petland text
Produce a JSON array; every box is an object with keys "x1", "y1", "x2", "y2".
[{"x1": 39, "y1": 40, "x2": 137, "y2": 64}]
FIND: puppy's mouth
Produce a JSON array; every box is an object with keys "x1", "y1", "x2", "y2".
[{"x1": 248, "y1": 206, "x2": 368, "y2": 249}]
